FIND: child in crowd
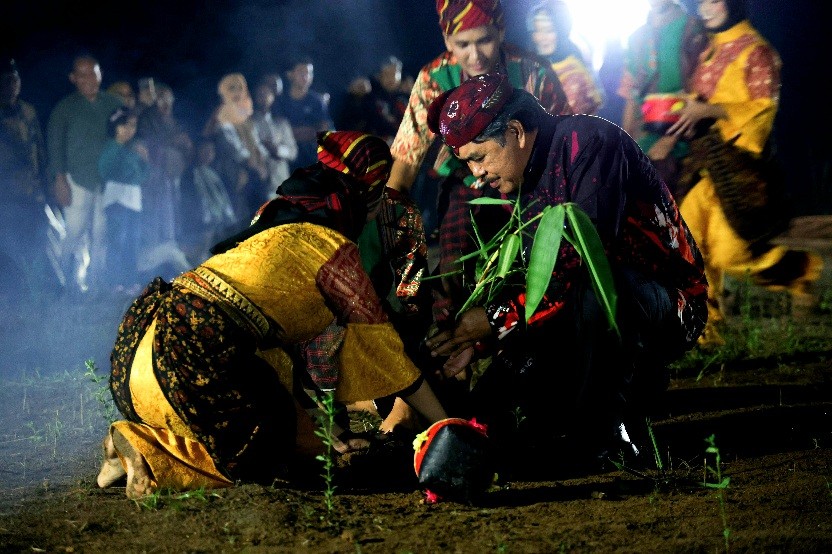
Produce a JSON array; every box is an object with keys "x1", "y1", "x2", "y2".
[{"x1": 98, "y1": 108, "x2": 148, "y2": 292}]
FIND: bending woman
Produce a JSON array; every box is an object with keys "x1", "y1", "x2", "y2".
[{"x1": 97, "y1": 131, "x2": 448, "y2": 499}]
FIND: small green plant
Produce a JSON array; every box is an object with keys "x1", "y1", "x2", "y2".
[
  {"x1": 511, "y1": 406, "x2": 527, "y2": 430},
  {"x1": 702, "y1": 434, "x2": 731, "y2": 552},
  {"x1": 313, "y1": 390, "x2": 338, "y2": 524},
  {"x1": 133, "y1": 487, "x2": 221, "y2": 511},
  {"x1": 84, "y1": 359, "x2": 118, "y2": 424}
]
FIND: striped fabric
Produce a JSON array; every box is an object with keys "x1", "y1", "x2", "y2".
[
  {"x1": 436, "y1": 0, "x2": 504, "y2": 35},
  {"x1": 316, "y1": 131, "x2": 392, "y2": 190}
]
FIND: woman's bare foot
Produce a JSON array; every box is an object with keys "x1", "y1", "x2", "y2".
[
  {"x1": 379, "y1": 398, "x2": 420, "y2": 434},
  {"x1": 96, "y1": 434, "x2": 126, "y2": 488},
  {"x1": 111, "y1": 429, "x2": 156, "y2": 499}
]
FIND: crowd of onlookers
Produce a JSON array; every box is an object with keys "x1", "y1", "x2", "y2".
[{"x1": 0, "y1": 52, "x2": 416, "y2": 304}]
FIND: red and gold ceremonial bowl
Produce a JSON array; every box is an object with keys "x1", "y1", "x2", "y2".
[{"x1": 641, "y1": 93, "x2": 689, "y2": 133}]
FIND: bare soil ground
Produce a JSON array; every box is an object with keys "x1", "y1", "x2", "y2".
[{"x1": 1, "y1": 280, "x2": 832, "y2": 553}]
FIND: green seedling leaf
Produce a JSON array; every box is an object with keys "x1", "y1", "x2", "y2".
[
  {"x1": 564, "y1": 204, "x2": 619, "y2": 337},
  {"x1": 468, "y1": 197, "x2": 514, "y2": 206},
  {"x1": 496, "y1": 233, "x2": 521, "y2": 279},
  {"x1": 703, "y1": 477, "x2": 731, "y2": 489},
  {"x1": 526, "y1": 205, "x2": 565, "y2": 321}
]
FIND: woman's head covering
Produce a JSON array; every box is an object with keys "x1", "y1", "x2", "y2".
[
  {"x1": 525, "y1": 1, "x2": 583, "y2": 62},
  {"x1": 427, "y1": 72, "x2": 512, "y2": 152},
  {"x1": 436, "y1": 0, "x2": 504, "y2": 36},
  {"x1": 210, "y1": 131, "x2": 392, "y2": 253},
  {"x1": 316, "y1": 130, "x2": 392, "y2": 191},
  {"x1": 216, "y1": 73, "x2": 253, "y2": 125},
  {"x1": 526, "y1": 1, "x2": 571, "y2": 37},
  {"x1": 711, "y1": 0, "x2": 748, "y2": 33}
]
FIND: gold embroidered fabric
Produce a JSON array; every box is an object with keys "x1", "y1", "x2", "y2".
[
  {"x1": 173, "y1": 267, "x2": 270, "y2": 340},
  {"x1": 204, "y1": 223, "x2": 347, "y2": 343}
]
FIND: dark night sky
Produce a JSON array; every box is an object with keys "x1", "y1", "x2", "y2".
[{"x1": 3, "y1": 0, "x2": 830, "y2": 213}]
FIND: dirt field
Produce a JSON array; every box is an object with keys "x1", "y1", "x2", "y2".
[{"x1": 1, "y1": 282, "x2": 831, "y2": 553}]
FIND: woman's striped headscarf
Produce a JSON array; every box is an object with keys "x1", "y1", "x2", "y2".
[
  {"x1": 316, "y1": 130, "x2": 391, "y2": 191},
  {"x1": 436, "y1": 0, "x2": 504, "y2": 36}
]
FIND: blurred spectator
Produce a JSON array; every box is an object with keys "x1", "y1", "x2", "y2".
[
  {"x1": 526, "y1": 1, "x2": 604, "y2": 115},
  {"x1": 337, "y1": 76, "x2": 372, "y2": 132},
  {"x1": 46, "y1": 54, "x2": 122, "y2": 295},
  {"x1": 617, "y1": 0, "x2": 707, "y2": 198},
  {"x1": 399, "y1": 74, "x2": 415, "y2": 96},
  {"x1": 137, "y1": 143, "x2": 191, "y2": 281},
  {"x1": 337, "y1": 55, "x2": 409, "y2": 145},
  {"x1": 98, "y1": 107, "x2": 148, "y2": 292},
  {"x1": 179, "y1": 139, "x2": 237, "y2": 264},
  {"x1": 203, "y1": 72, "x2": 269, "y2": 228},
  {"x1": 135, "y1": 82, "x2": 193, "y2": 281},
  {"x1": 136, "y1": 77, "x2": 157, "y2": 117},
  {"x1": 136, "y1": 82, "x2": 193, "y2": 163},
  {"x1": 107, "y1": 81, "x2": 137, "y2": 110},
  {"x1": 252, "y1": 77, "x2": 297, "y2": 199},
  {"x1": 0, "y1": 58, "x2": 60, "y2": 303},
  {"x1": 274, "y1": 55, "x2": 333, "y2": 172}
]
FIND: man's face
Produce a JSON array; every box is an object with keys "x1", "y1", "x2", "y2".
[
  {"x1": 111, "y1": 82, "x2": 136, "y2": 108},
  {"x1": 443, "y1": 25, "x2": 504, "y2": 77},
  {"x1": 377, "y1": 63, "x2": 402, "y2": 92},
  {"x1": 288, "y1": 63, "x2": 313, "y2": 91},
  {"x1": 456, "y1": 122, "x2": 529, "y2": 195},
  {"x1": 69, "y1": 59, "x2": 102, "y2": 99}
]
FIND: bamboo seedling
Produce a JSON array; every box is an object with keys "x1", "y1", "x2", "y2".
[{"x1": 431, "y1": 195, "x2": 619, "y2": 334}]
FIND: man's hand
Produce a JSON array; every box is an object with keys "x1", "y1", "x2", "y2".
[
  {"x1": 425, "y1": 307, "x2": 490, "y2": 377},
  {"x1": 52, "y1": 174, "x2": 71, "y2": 208}
]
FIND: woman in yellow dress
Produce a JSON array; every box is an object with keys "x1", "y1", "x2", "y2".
[
  {"x1": 96, "y1": 131, "x2": 448, "y2": 499},
  {"x1": 668, "y1": 0, "x2": 822, "y2": 344}
]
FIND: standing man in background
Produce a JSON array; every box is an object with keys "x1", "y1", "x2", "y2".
[
  {"x1": 47, "y1": 54, "x2": 122, "y2": 295},
  {"x1": 275, "y1": 55, "x2": 333, "y2": 173},
  {"x1": 0, "y1": 58, "x2": 59, "y2": 303}
]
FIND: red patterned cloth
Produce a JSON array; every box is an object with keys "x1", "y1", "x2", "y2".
[
  {"x1": 427, "y1": 72, "x2": 512, "y2": 152},
  {"x1": 436, "y1": 0, "x2": 504, "y2": 35}
]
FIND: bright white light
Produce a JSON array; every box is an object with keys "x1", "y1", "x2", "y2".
[{"x1": 562, "y1": 0, "x2": 651, "y2": 70}]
